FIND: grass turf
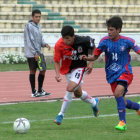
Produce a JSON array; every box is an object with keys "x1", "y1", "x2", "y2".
[
  {"x1": 0, "y1": 60, "x2": 140, "y2": 71},
  {"x1": 0, "y1": 97, "x2": 140, "y2": 140}
]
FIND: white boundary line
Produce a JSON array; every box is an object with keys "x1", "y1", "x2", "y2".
[
  {"x1": 0, "y1": 112, "x2": 135, "y2": 124},
  {"x1": 0, "y1": 93, "x2": 140, "y2": 106}
]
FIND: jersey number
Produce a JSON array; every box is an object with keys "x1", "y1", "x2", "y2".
[
  {"x1": 75, "y1": 72, "x2": 81, "y2": 79},
  {"x1": 112, "y1": 53, "x2": 118, "y2": 61}
]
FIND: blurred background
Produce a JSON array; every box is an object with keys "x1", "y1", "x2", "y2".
[{"x1": 0, "y1": 0, "x2": 140, "y2": 63}]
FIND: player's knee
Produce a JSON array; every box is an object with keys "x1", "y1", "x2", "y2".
[
  {"x1": 30, "y1": 70, "x2": 36, "y2": 74},
  {"x1": 39, "y1": 70, "x2": 46, "y2": 75},
  {"x1": 114, "y1": 85, "x2": 125, "y2": 98},
  {"x1": 64, "y1": 91, "x2": 73, "y2": 101},
  {"x1": 114, "y1": 91, "x2": 123, "y2": 98},
  {"x1": 67, "y1": 86, "x2": 74, "y2": 92},
  {"x1": 74, "y1": 91, "x2": 82, "y2": 98}
]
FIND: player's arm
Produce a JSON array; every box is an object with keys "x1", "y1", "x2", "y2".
[
  {"x1": 54, "y1": 62, "x2": 62, "y2": 82},
  {"x1": 86, "y1": 45, "x2": 95, "y2": 74},
  {"x1": 41, "y1": 35, "x2": 51, "y2": 50},
  {"x1": 129, "y1": 39, "x2": 140, "y2": 55},
  {"x1": 82, "y1": 54, "x2": 99, "y2": 61},
  {"x1": 54, "y1": 44, "x2": 62, "y2": 82},
  {"x1": 80, "y1": 49, "x2": 99, "y2": 61},
  {"x1": 81, "y1": 37, "x2": 104, "y2": 61},
  {"x1": 26, "y1": 24, "x2": 38, "y2": 54}
]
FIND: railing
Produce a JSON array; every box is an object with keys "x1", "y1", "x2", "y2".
[{"x1": 0, "y1": 33, "x2": 140, "y2": 54}]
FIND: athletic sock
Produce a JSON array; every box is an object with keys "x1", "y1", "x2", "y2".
[
  {"x1": 126, "y1": 99, "x2": 140, "y2": 110},
  {"x1": 116, "y1": 96, "x2": 126, "y2": 123},
  {"x1": 58, "y1": 91, "x2": 73, "y2": 116},
  {"x1": 80, "y1": 91, "x2": 96, "y2": 106},
  {"x1": 29, "y1": 74, "x2": 35, "y2": 93},
  {"x1": 38, "y1": 74, "x2": 45, "y2": 92}
]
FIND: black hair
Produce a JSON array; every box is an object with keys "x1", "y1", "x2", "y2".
[
  {"x1": 32, "y1": 9, "x2": 41, "y2": 16},
  {"x1": 61, "y1": 25, "x2": 74, "y2": 37},
  {"x1": 106, "y1": 16, "x2": 123, "y2": 30}
]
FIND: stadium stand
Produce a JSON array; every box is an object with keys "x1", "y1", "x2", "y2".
[{"x1": 0, "y1": 0, "x2": 140, "y2": 33}]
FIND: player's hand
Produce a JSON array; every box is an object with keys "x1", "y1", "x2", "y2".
[
  {"x1": 46, "y1": 44, "x2": 51, "y2": 51},
  {"x1": 80, "y1": 55, "x2": 88, "y2": 61},
  {"x1": 35, "y1": 54, "x2": 39, "y2": 61},
  {"x1": 55, "y1": 75, "x2": 62, "y2": 82},
  {"x1": 86, "y1": 63, "x2": 93, "y2": 74}
]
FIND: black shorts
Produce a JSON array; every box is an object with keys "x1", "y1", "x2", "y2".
[{"x1": 27, "y1": 54, "x2": 46, "y2": 71}]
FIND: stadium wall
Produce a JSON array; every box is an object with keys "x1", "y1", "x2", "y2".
[{"x1": 0, "y1": 33, "x2": 140, "y2": 62}]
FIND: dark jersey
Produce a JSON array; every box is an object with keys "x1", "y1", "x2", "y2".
[{"x1": 54, "y1": 35, "x2": 95, "y2": 75}]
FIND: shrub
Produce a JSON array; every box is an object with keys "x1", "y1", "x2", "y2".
[{"x1": 0, "y1": 51, "x2": 27, "y2": 64}]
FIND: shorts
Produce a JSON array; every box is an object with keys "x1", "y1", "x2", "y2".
[
  {"x1": 110, "y1": 72, "x2": 133, "y2": 96},
  {"x1": 37, "y1": 53, "x2": 46, "y2": 71},
  {"x1": 65, "y1": 67, "x2": 87, "y2": 90},
  {"x1": 27, "y1": 54, "x2": 46, "y2": 71}
]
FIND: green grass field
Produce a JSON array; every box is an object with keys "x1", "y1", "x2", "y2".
[
  {"x1": 0, "y1": 97, "x2": 140, "y2": 140},
  {"x1": 0, "y1": 60, "x2": 140, "y2": 71}
]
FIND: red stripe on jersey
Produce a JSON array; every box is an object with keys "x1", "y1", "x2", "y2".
[
  {"x1": 94, "y1": 48, "x2": 102, "y2": 56},
  {"x1": 99, "y1": 36, "x2": 110, "y2": 44},
  {"x1": 120, "y1": 35, "x2": 135, "y2": 43},
  {"x1": 136, "y1": 49, "x2": 140, "y2": 54},
  {"x1": 125, "y1": 51, "x2": 131, "y2": 74},
  {"x1": 77, "y1": 68, "x2": 85, "y2": 86}
]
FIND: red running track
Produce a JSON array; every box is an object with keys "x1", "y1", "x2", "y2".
[{"x1": 0, "y1": 67, "x2": 140, "y2": 103}]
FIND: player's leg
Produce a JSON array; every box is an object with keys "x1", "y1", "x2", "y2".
[
  {"x1": 113, "y1": 82, "x2": 127, "y2": 131},
  {"x1": 117, "y1": 73, "x2": 140, "y2": 115},
  {"x1": 54, "y1": 91, "x2": 73, "y2": 125},
  {"x1": 38, "y1": 54, "x2": 51, "y2": 96},
  {"x1": 54, "y1": 73, "x2": 73, "y2": 125},
  {"x1": 74, "y1": 87, "x2": 100, "y2": 117},
  {"x1": 125, "y1": 97, "x2": 140, "y2": 110},
  {"x1": 112, "y1": 73, "x2": 134, "y2": 131},
  {"x1": 38, "y1": 70, "x2": 45, "y2": 92},
  {"x1": 68, "y1": 68, "x2": 100, "y2": 117},
  {"x1": 27, "y1": 58, "x2": 38, "y2": 97}
]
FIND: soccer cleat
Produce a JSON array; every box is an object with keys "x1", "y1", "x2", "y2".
[
  {"x1": 115, "y1": 121, "x2": 127, "y2": 131},
  {"x1": 31, "y1": 89, "x2": 39, "y2": 97},
  {"x1": 136, "y1": 101, "x2": 140, "y2": 116},
  {"x1": 54, "y1": 115, "x2": 63, "y2": 125},
  {"x1": 36, "y1": 89, "x2": 51, "y2": 97},
  {"x1": 91, "y1": 97, "x2": 100, "y2": 117}
]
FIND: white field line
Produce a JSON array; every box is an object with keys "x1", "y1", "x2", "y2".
[
  {"x1": 0, "y1": 93, "x2": 140, "y2": 106},
  {"x1": 0, "y1": 112, "x2": 135, "y2": 125}
]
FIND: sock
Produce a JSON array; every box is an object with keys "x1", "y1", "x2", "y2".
[
  {"x1": 116, "y1": 96, "x2": 126, "y2": 123},
  {"x1": 38, "y1": 74, "x2": 45, "y2": 92},
  {"x1": 126, "y1": 99, "x2": 140, "y2": 110},
  {"x1": 80, "y1": 91, "x2": 96, "y2": 106},
  {"x1": 29, "y1": 74, "x2": 35, "y2": 93},
  {"x1": 58, "y1": 91, "x2": 73, "y2": 116}
]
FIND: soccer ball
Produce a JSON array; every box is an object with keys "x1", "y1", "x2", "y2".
[{"x1": 13, "y1": 118, "x2": 30, "y2": 134}]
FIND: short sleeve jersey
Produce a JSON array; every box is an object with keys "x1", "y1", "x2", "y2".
[
  {"x1": 94, "y1": 35, "x2": 140, "y2": 83},
  {"x1": 54, "y1": 35, "x2": 95, "y2": 75}
]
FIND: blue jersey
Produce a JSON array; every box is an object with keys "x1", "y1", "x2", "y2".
[{"x1": 94, "y1": 35, "x2": 140, "y2": 83}]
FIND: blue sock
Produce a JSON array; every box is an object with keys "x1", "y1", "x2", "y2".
[
  {"x1": 116, "y1": 96, "x2": 126, "y2": 123},
  {"x1": 126, "y1": 99, "x2": 140, "y2": 110}
]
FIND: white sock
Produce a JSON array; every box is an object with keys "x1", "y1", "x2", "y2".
[
  {"x1": 58, "y1": 91, "x2": 73, "y2": 116},
  {"x1": 80, "y1": 90, "x2": 96, "y2": 106}
]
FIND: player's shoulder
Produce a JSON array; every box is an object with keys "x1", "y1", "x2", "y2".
[
  {"x1": 75, "y1": 35, "x2": 91, "y2": 44},
  {"x1": 99, "y1": 36, "x2": 110, "y2": 44},
  {"x1": 55, "y1": 38, "x2": 64, "y2": 46},
  {"x1": 120, "y1": 35, "x2": 135, "y2": 43},
  {"x1": 25, "y1": 20, "x2": 36, "y2": 30}
]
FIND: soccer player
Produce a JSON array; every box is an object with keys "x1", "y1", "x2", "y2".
[
  {"x1": 24, "y1": 9, "x2": 51, "y2": 97},
  {"x1": 53, "y1": 25, "x2": 100, "y2": 125},
  {"x1": 81, "y1": 16, "x2": 140, "y2": 131}
]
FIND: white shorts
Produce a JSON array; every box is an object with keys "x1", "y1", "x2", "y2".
[{"x1": 65, "y1": 67, "x2": 87, "y2": 88}]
